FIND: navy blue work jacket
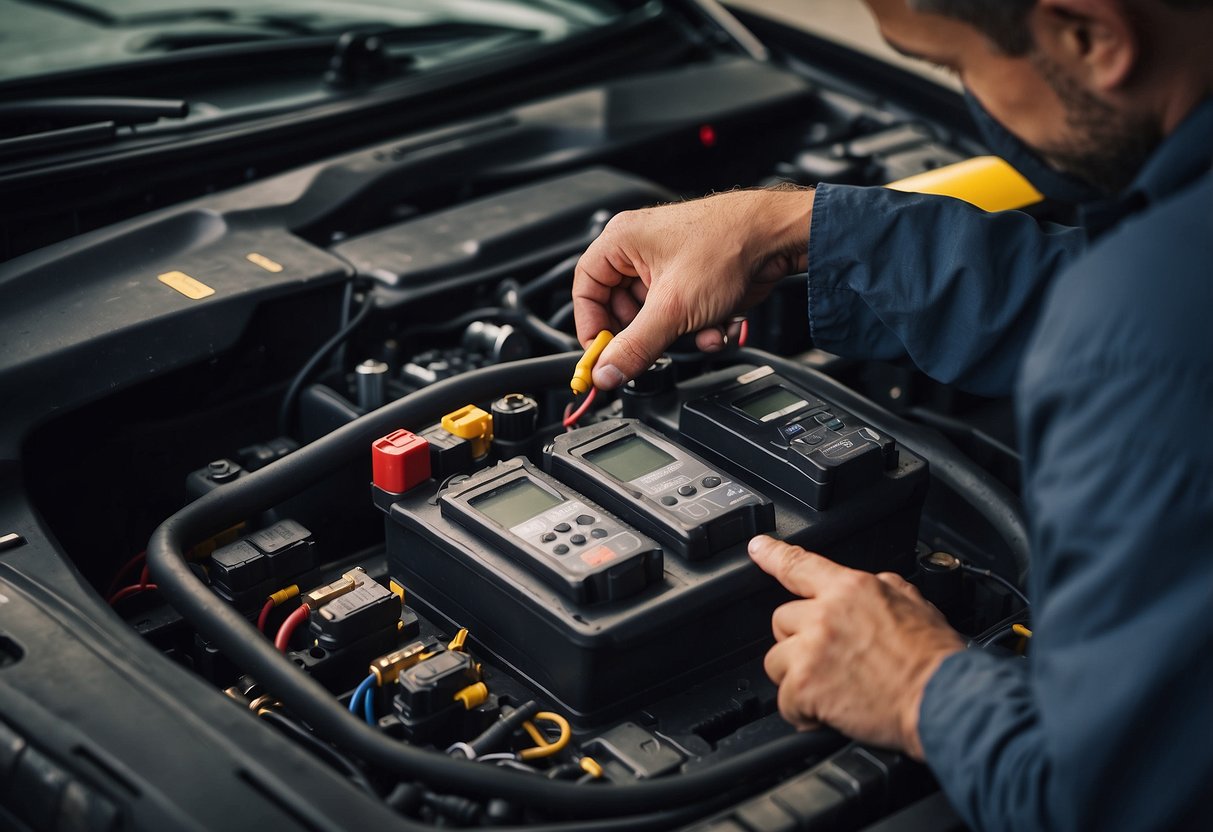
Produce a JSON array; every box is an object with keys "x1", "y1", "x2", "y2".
[{"x1": 806, "y1": 98, "x2": 1213, "y2": 831}]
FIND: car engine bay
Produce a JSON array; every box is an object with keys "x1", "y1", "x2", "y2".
[{"x1": 0, "y1": 18, "x2": 1035, "y2": 831}]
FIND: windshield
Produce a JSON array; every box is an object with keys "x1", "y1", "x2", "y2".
[{"x1": 1, "y1": 0, "x2": 633, "y2": 88}]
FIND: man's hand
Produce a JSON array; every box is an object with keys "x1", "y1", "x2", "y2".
[
  {"x1": 572, "y1": 188, "x2": 813, "y2": 389},
  {"x1": 749, "y1": 535, "x2": 964, "y2": 760}
]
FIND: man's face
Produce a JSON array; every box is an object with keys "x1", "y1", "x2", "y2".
[{"x1": 863, "y1": 0, "x2": 1159, "y2": 193}]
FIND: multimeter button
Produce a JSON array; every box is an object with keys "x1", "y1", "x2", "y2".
[
  {"x1": 702, "y1": 476, "x2": 721, "y2": 488},
  {"x1": 591, "y1": 528, "x2": 608, "y2": 539},
  {"x1": 576, "y1": 514, "x2": 595, "y2": 525},
  {"x1": 677, "y1": 485, "x2": 697, "y2": 497},
  {"x1": 570, "y1": 534, "x2": 586, "y2": 545},
  {"x1": 826, "y1": 418, "x2": 845, "y2": 431},
  {"x1": 553, "y1": 544, "x2": 569, "y2": 555},
  {"x1": 780, "y1": 423, "x2": 805, "y2": 439},
  {"x1": 661, "y1": 495, "x2": 678, "y2": 506},
  {"x1": 814, "y1": 412, "x2": 835, "y2": 425},
  {"x1": 554, "y1": 522, "x2": 571, "y2": 533},
  {"x1": 541, "y1": 532, "x2": 557, "y2": 543}
]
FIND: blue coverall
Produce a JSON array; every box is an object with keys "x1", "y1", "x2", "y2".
[{"x1": 806, "y1": 97, "x2": 1213, "y2": 830}]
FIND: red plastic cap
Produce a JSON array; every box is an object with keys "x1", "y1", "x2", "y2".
[{"x1": 372, "y1": 429, "x2": 431, "y2": 493}]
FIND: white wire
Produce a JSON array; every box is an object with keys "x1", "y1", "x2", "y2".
[
  {"x1": 493, "y1": 760, "x2": 541, "y2": 774},
  {"x1": 446, "y1": 742, "x2": 477, "y2": 759}
]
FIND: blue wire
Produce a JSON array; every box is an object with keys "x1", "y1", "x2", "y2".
[
  {"x1": 349, "y1": 673, "x2": 375, "y2": 717},
  {"x1": 364, "y1": 682, "x2": 377, "y2": 725}
]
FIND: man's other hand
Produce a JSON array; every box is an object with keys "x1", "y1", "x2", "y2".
[
  {"x1": 749, "y1": 534, "x2": 965, "y2": 760},
  {"x1": 572, "y1": 188, "x2": 812, "y2": 389}
]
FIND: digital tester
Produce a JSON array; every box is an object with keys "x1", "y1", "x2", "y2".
[{"x1": 373, "y1": 337, "x2": 928, "y2": 721}]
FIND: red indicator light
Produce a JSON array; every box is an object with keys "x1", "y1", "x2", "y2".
[{"x1": 698, "y1": 124, "x2": 717, "y2": 148}]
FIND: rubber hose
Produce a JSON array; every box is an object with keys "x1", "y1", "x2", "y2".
[{"x1": 147, "y1": 352, "x2": 843, "y2": 815}]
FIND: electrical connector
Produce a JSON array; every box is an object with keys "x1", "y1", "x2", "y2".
[
  {"x1": 268, "y1": 585, "x2": 299, "y2": 606},
  {"x1": 369, "y1": 641, "x2": 434, "y2": 686},
  {"x1": 441, "y1": 404, "x2": 493, "y2": 458},
  {"x1": 302, "y1": 567, "x2": 367, "y2": 609},
  {"x1": 453, "y1": 682, "x2": 489, "y2": 710},
  {"x1": 571, "y1": 330, "x2": 613, "y2": 395}
]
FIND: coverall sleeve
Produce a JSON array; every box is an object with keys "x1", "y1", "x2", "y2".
[
  {"x1": 917, "y1": 181, "x2": 1213, "y2": 831},
  {"x1": 806, "y1": 183, "x2": 1085, "y2": 397}
]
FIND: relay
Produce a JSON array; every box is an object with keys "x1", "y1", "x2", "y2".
[
  {"x1": 309, "y1": 578, "x2": 402, "y2": 650},
  {"x1": 395, "y1": 650, "x2": 481, "y2": 718},
  {"x1": 208, "y1": 520, "x2": 315, "y2": 606}
]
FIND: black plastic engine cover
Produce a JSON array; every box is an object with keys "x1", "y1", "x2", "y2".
[{"x1": 332, "y1": 167, "x2": 673, "y2": 288}]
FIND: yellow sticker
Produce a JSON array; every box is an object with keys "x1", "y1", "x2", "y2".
[
  {"x1": 157, "y1": 271, "x2": 214, "y2": 300},
  {"x1": 245, "y1": 252, "x2": 284, "y2": 273}
]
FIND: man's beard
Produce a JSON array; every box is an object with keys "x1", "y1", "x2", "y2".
[{"x1": 1031, "y1": 54, "x2": 1162, "y2": 195}]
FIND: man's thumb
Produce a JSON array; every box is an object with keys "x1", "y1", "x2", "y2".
[{"x1": 591, "y1": 305, "x2": 671, "y2": 390}]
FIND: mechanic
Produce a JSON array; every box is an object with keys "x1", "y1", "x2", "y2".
[{"x1": 571, "y1": 1, "x2": 1212, "y2": 829}]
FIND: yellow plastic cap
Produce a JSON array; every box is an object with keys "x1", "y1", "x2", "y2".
[{"x1": 441, "y1": 404, "x2": 494, "y2": 458}]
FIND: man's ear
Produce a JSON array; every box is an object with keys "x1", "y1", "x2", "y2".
[{"x1": 1034, "y1": 0, "x2": 1138, "y2": 91}]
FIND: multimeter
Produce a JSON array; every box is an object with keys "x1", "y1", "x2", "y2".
[
  {"x1": 546, "y1": 418, "x2": 774, "y2": 561},
  {"x1": 680, "y1": 365, "x2": 900, "y2": 510},
  {"x1": 439, "y1": 458, "x2": 663, "y2": 605}
]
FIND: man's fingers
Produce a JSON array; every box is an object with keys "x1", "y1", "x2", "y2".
[
  {"x1": 749, "y1": 535, "x2": 847, "y2": 598},
  {"x1": 572, "y1": 295, "x2": 616, "y2": 349},
  {"x1": 763, "y1": 639, "x2": 793, "y2": 684},
  {"x1": 771, "y1": 599, "x2": 816, "y2": 642},
  {"x1": 695, "y1": 326, "x2": 726, "y2": 353},
  {"x1": 776, "y1": 666, "x2": 819, "y2": 731},
  {"x1": 609, "y1": 287, "x2": 642, "y2": 328},
  {"x1": 572, "y1": 248, "x2": 631, "y2": 347},
  {"x1": 875, "y1": 571, "x2": 921, "y2": 601},
  {"x1": 591, "y1": 302, "x2": 673, "y2": 390}
]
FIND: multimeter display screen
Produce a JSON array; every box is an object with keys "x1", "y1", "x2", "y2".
[
  {"x1": 471, "y1": 478, "x2": 563, "y2": 527},
  {"x1": 735, "y1": 386, "x2": 806, "y2": 421},
  {"x1": 585, "y1": 435, "x2": 675, "y2": 482}
]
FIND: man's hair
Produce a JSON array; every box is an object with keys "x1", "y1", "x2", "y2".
[{"x1": 910, "y1": 0, "x2": 1212, "y2": 56}]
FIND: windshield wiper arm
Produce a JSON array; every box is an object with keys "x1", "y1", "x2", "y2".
[
  {"x1": 0, "y1": 120, "x2": 116, "y2": 162},
  {"x1": 0, "y1": 97, "x2": 189, "y2": 129},
  {"x1": 0, "y1": 98, "x2": 188, "y2": 162}
]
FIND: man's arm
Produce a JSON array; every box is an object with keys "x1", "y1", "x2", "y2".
[
  {"x1": 918, "y1": 182, "x2": 1213, "y2": 832},
  {"x1": 573, "y1": 182, "x2": 1085, "y2": 397},
  {"x1": 807, "y1": 183, "x2": 1084, "y2": 396}
]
